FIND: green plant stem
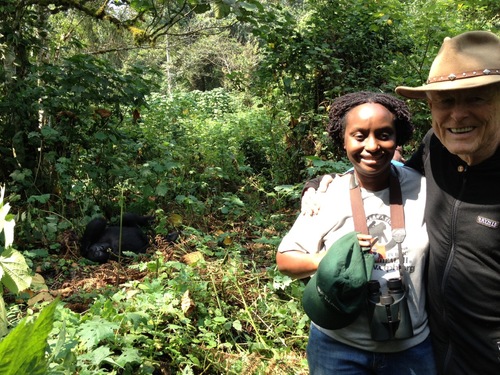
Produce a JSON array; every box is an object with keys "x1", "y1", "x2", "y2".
[
  {"x1": 232, "y1": 279, "x2": 268, "y2": 349},
  {"x1": 209, "y1": 274, "x2": 222, "y2": 312},
  {"x1": 118, "y1": 186, "x2": 124, "y2": 264}
]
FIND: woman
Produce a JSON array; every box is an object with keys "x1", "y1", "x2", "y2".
[{"x1": 276, "y1": 92, "x2": 436, "y2": 374}]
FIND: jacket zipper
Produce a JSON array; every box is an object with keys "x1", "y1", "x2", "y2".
[{"x1": 441, "y1": 165, "x2": 468, "y2": 373}]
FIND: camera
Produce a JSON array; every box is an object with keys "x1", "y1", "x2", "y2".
[{"x1": 367, "y1": 278, "x2": 413, "y2": 341}]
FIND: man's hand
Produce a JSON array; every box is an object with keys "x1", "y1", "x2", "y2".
[{"x1": 301, "y1": 174, "x2": 335, "y2": 216}]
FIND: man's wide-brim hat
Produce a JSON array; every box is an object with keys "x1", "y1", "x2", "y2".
[{"x1": 396, "y1": 31, "x2": 500, "y2": 99}]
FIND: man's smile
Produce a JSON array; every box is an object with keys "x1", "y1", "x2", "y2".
[{"x1": 449, "y1": 126, "x2": 475, "y2": 134}]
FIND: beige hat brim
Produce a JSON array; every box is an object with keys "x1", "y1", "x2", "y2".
[{"x1": 396, "y1": 74, "x2": 500, "y2": 99}]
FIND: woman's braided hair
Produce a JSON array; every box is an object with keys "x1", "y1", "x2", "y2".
[{"x1": 327, "y1": 91, "x2": 414, "y2": 149}]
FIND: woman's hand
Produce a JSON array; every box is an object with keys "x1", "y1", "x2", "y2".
[{"x1": 356, "y1": 233, "x2": 378, "y2": 251}]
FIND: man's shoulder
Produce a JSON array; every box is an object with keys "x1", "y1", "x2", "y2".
[
  {"x1": 325, "y1": 172, "x2": 351, "y2": 190},
  {"x1": 394, "y1": 164, "x2": 426, "y2": 186}
]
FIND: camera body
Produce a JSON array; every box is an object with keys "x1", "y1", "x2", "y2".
[{"x1": 367, "y1": 278, "x2": 413, "y2": 341}]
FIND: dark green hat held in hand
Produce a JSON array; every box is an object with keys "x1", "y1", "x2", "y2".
[{"x1": 302, "y1": 231, "x2": 375, "y2": 330}]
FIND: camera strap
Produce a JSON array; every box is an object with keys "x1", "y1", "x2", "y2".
[{"x1": 349, "y1": 166, "x2": 409, "y2": 286}]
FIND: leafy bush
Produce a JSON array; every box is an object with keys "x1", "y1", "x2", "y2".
[
  {"x1": 44, "y1": 243, "x2": 309, "y2": 374},
  {"x1": 0, "y1": 186, "x2": 32, "y2": 337}
]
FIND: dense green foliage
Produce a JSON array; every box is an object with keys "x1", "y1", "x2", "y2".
[
  {"x1": 0, "y1": 187, "x2": 32, "y2": 337},
  {"x1": 42, "y1": 252, "x2": 309, "y2": 373},
  {"x1": 0, "y1": 0, "x2": 499, "y2": 373}
]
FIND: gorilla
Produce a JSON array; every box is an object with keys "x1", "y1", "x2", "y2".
[{"x1": 80, "y1": 213, "x2": 153, "y2": 263}]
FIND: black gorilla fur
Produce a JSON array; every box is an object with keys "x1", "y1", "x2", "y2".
[{"x1": 81, "y1": 213, "x2": 153, "y2": 263}]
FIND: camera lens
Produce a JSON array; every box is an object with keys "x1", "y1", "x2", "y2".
[
  {"x1": 368, "y1": 280, "x2": 381, "y2": 303},
  {"x1": 387, "y1": 278, "x2": 403, "y2": 291},
  {"x1": 380, "y1": 295, "x2": 394, "y2": 306},
  {"x1": 368, "y1": 280, "x2": 381, "y2": 293}
]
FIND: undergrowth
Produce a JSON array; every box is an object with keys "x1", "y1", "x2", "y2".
[{"x1": 39, "y1": 224, "x2": 310, "y2": 374}]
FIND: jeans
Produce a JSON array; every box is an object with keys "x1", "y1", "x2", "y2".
[{"x1": 306, "y1": 324, "x2": 437, "y2": 375}]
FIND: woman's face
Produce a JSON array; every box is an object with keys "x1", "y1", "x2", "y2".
[{"x1": 344, "y1": 103, "x2": 397, "y2": 186}]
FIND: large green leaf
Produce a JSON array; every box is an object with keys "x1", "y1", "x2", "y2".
[
  {"x1": 213, "y1": 0, "x2": 231, "y2": 19},
  {"x1": 0, "y1": 247, "x2": 32, "y2": 294},
  {"x1": 78, "y1": 318, "x2": 120, "y2": 350},
  {"x1": 0, "y1": 299, "x2": 58, "y2": 375}
]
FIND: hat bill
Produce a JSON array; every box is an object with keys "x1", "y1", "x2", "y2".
[
  {"x1": 302, "y1": 275, "x2": 359, "y2": 330},
  {"x1": 396, "y1": 75, "x2": 500, "y2": 99}
]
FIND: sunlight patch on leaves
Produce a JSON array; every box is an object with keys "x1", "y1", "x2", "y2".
[
  {"x1": 79, "y1": 345, "x2": 113, "y2": 366},
  {"x1": 115, "y1": 347, "x2": 142, "y2": 367},
  {"x1": 78, "y1": 318, "x2": 120, "y2": 350}
]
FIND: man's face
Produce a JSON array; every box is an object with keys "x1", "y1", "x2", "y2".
[{"x1": 427, "y1": 84, "x2": 500, "y2": 165}]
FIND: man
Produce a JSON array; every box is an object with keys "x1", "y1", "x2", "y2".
[{"x1": 304, "y1": 31, "x2": 500, "y2": 374}]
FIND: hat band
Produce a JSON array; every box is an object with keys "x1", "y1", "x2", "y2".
[{"x1": 427, "y1": 68, "x2": 500, "y2": 84}]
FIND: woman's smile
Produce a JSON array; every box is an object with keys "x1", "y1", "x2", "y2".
[{"x1": 343, "y1": 103, "x2": 397, "y2": 190}]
